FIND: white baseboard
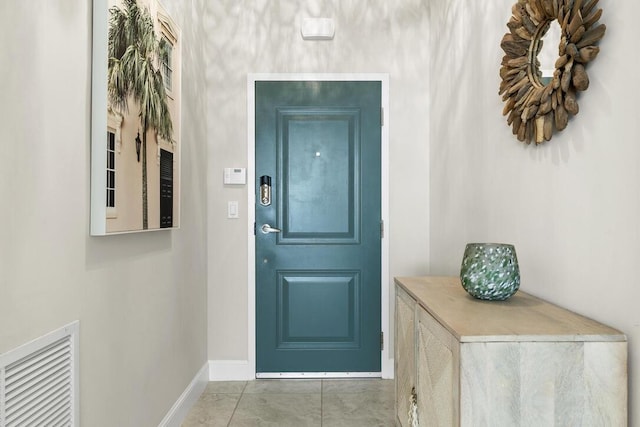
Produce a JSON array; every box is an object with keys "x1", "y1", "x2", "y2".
[
  {"x1": 382, "y1": 357, "x2": 395, "y2": 379},
  {"x1": 158, "y1": 362, "x2": 209, "y2": 427},
  {"x1": 209, "y1": 360, "x2": 253, "y2": 381}
]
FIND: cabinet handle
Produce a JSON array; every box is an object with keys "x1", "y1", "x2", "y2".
[{"x1": 409, "y1": 386, "x2": 419, "y2": 427}]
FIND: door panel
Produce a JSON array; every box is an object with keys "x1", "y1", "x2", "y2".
[
  {"x1": 277, "y1": 271, "x2": 359, "y2": 349},
  {"x1": 256, "y1": 80, "x2": 381, "y2": 374},
  {"x1": 280, "y1": 108, "x2": 359, "y2": 243}
]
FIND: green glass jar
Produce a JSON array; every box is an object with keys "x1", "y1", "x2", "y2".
[{"x1": 460, "y1": 243, "x2": 520, "y2": 301}]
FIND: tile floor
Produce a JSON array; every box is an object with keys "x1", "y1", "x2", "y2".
[{"x1": 181, "y1": 379, "x2": 395, "y2": 427}]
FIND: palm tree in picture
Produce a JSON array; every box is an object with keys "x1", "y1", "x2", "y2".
[{"x1": 107, "y1": 0, "x2": 172, "y2": 229}]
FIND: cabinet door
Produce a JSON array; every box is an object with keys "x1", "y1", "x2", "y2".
[
  {"x1": 416, "y1": 306, "x2": 458, "y2": 427},
  {"x1": 395, "y1": 286, "x2": 416, "y2": 427},
  {"x1": 459, "y1": 341, "x2": 628, "y2": 426}
]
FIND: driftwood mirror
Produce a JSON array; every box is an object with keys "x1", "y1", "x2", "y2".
[{"x1": 499, "y1": 0, "x2": 606, "y2": 144}]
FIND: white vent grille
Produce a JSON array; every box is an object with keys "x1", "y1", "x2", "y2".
[{"x1": 1, "y1": 322, "x2": 78, "y2": 427}]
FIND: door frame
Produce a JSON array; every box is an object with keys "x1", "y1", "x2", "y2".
[{"x1": 247, "y1": 73, "x2": 391, "y2": 378}]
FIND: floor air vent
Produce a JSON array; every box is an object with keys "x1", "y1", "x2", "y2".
[{"x1": 1, "y1": 321, "x2": 79, "y2": 427}]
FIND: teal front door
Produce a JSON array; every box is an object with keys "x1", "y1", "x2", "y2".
[{"x1": 255, "y1": 80, "x2": 382, "y2": 374}]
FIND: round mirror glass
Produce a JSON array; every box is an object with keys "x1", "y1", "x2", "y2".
[{"x1": 534, "y1": 20, "x2": 562, "y2": 86}]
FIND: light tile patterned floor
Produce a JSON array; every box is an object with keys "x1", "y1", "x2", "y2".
[{"x1": 181, "y1": 379, "x2": 395, "y2": 427}]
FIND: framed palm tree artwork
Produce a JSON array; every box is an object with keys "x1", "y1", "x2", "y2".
[{"x1": 91, "y1": 0, "x2": 181, "y2": 235}]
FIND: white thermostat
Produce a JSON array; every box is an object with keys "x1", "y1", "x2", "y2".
[{"x1": 223, "y1": 168, "x2": 246, "y2": 185}]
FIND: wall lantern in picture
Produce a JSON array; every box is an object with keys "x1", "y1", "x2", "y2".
[
  {"x1": 135, "y1": 131, "x2": 142, "y2": 162},
  {"x1": 499, "y1": 0, "x2": 606, "y2": 144}
]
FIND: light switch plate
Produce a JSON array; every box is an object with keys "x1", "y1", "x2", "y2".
[{"x1": 227, "y1": 201, "x2": 239, "y2": 219}]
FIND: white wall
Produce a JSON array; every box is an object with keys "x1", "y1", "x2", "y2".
[
  {"x1": 0, "y1": 1, "x2": 208, "y2": 426},
  {"x1": 428, "y1": 0, "x2": 639, "y2": 422},
  {"x1": 205, "y1": 0, "x2": 431, "y2": 363}
]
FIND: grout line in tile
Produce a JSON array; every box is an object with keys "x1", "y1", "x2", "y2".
[
  {"x1": 320, "y1": 379, "x2": 324, "y2": 427},
  {"x1": 226, "y1": 381, "x2": 248, "y2": 427}
]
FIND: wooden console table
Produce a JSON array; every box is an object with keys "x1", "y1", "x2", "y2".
[{"x1": 395, "y1": 276, "x2": 627, "y2": 426}]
